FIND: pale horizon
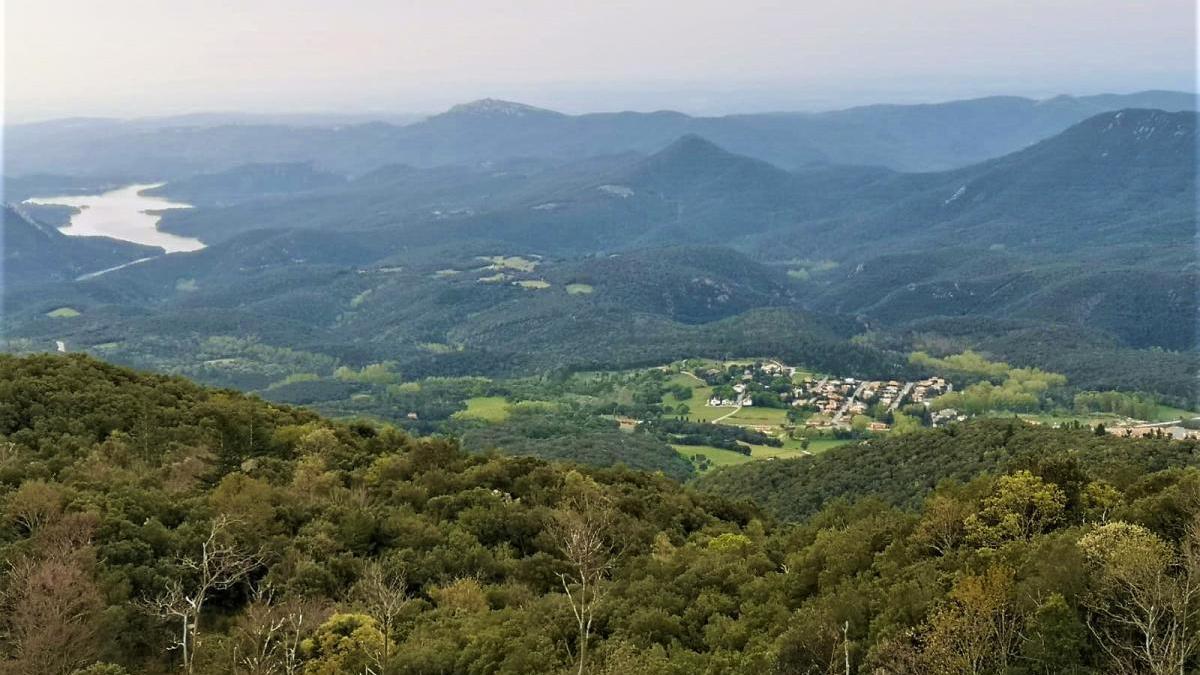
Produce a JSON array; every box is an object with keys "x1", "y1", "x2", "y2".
[{"x1": 5, "y1": 0, "x2": 1197, "y2": 123}]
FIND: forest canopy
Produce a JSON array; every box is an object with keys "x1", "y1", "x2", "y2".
[{"x1": 3, "y1": 355, "x2": 1200, "y2": 674}]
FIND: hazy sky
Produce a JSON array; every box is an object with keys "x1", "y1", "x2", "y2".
[{"x1": 5, "y1": 0, "x2": 1197, "y2": 122}]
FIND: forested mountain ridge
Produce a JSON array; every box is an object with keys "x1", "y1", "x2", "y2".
[
  {"x1": 6, "y1": 90, "x2": 1193, "y2": 178},
  {"x1": 785, "y1": 108, "x2": 1199, "y2": 359},
  {"x1": 6, "y1": 354, "x2": 1200, "y2": 673},
  {"x1": 785, "y1": 108, "x2": 1198, "y2": 259},
  {"x1": 1, "y1": 206, "x2": 162, "y2": 289}
]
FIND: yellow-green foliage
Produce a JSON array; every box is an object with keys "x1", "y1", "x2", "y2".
[
  {"x1": 933, "y1": 368, "x2": 1067, "y2": 414},
  {"x1": 914, "y1": 350, "x2": 1066, "y2": 414},
  {"x1": 478, "y1": 255, "x2": 538, "y2": 272},
  {"x1": 707, "y1": 532, "x2": 753, "y2": 553},
  {"x1": 268, "y1": 372, "x2": 321, "y2": 389},
  {"x1": 565, "y1": 283, "x2": 594, "y2": 295},
  {"x1": 786, "y1": 259, "x2": 839, "y2": 281},
  {"x1": 510, "y1": 400, "x2": 559, "y2": 415},
  {"x1": 964, "y1": 470, "x2": 1066, "y2": 547},
  {"x1": 301, "y1": 614, "x2": 385, "y2": 675},
  {"x1": 46, "y1": 307, "x2": 81, "y2": 318},
  {"x1": 891, "y1": 411, "x2": 922, "y2": 434},
  {"x1": 349, "y1": 289, "x2": 372, "y2": 307},
  {"x1": 514, "y1": 280, "x2": 550, "y2": 289},
  {"x1": 418, "y1": 342, "x2": 458, "y2": 354},
  {"x1": 453, "y1": 396, "x2": 511, "y2": 422},
  {"x1": 334, "y1": 362, "x2": 402, "y2": 385},
  {"x1": 910, "y1": 350, "x2": 1011, "y2": 379},
  {"x1": 430, "y1": 577, "x2": 489, "y2": 613}
]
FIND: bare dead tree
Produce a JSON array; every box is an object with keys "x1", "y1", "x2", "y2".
[
  {"x1": 550, "y1": 488, "x2": 622, "y2": 675},
  {"x1": 231, "y1": 585, "x2": 286, "y2": 675},
  {"x1": 144, "y1": 516, "x2": 264, "y2": 674},
  {"x1": 279, "y1": 600, "x2": 329, "y2": 675},
  {"x1": 354, "y1": 561, "x2": 408, "y2": 667},
  {"x1": 843, "y1": 621, "x2": 851, "y2": 675},
  {"x1": 216, "y1": 583, "x2": 330, "y2": 675}
]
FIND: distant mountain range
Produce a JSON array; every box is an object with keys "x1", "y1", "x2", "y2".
[
  {"x1": 150, "y1": 109, "x2": 1197, "y2": 261},
  {"x1": 794, "y1": 108, "x2": 1197, "y2": 256},
  {"x1": 2, "y1": 100, "x2": 1195, "y2": 406},
  {"x1": 5, "y1": 91, "x2": 1194, "y2": 178}
]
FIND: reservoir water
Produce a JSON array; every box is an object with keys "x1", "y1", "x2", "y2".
[{"x1": 24, "y1": 183, "x2": 204, "y2": 253}]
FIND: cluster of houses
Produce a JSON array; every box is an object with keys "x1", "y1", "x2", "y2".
[
  {"x1": 791, "y1": 377, "x2": 856, "y2": 415},
  {"x1": 706, "y1": 381, "x2": 754, "y2": 408},
  {"x1": 704, "y1": 362, "x2": 794, "y2": 408},
  {"x1": 701, "y1": 360, "x2": 955, "y2": 432},
  {"x1": 910, "y1": 378, "x2": 951, "y2": 405},
  {"x1": 1104, "y1": 423, "x2": 1200, "y2": 440},
  {"x1": 691, "y1": 361, "x2": 1200, "y2": 439},
  {"x1": 931, "y1": 408, "x2": 968, "y2": 427},
  {"x1": 793, "y1": 376, "x2": 951, "y2": 421}
]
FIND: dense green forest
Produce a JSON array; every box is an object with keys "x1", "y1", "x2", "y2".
[
  {"x1": 5, "y1": 354, "x2": 1200, "y2": 674},
  {"x1": 695, "y1": 419, "x2": 1200, "y2": 523}
]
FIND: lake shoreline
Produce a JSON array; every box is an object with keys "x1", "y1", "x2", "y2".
[{"x1": 24, "y1": 183, "x2": 205, "y2": 253}]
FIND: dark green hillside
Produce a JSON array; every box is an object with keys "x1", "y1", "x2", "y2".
[
  {"x1": 142, "y1": 162, "x2": 347, "y2": 206},
  {"x1": 786, "y1": 109, "x2": 1199, "y2": 355},
  {"x1": 786, "y1": 109, "x2": 1197, "y2": 259},
  {"x1": 2, "y1": 233, "x2": 902, "y2": 389},
  {"x1": 1008, "y1": 268, "x2": 1197, "y2": 350},
  {"x1": 1, "y1": 206, "x2": 162, "y2": 290},
  {"x1": 0, "y1": 354, "x2": 751, "y2": 672},
  {"x1": 696, "y1": 418, "x2": 1200, "y2": 522},
  {"x1": 154, "y1": 153, "x2": 641, "y2": 244},
  {"x1": 358, "y1": 136, "x2": 883, "y2": 255},
  {"x1": 805, "y1": 257, "x2": 1198, "y2": 353},
  {"x1": 547, "y1": 247, "x2": 800, "y2": 323},
  {"x1": 459, "y1": 409, "x2": 695, "y2": 482}
]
